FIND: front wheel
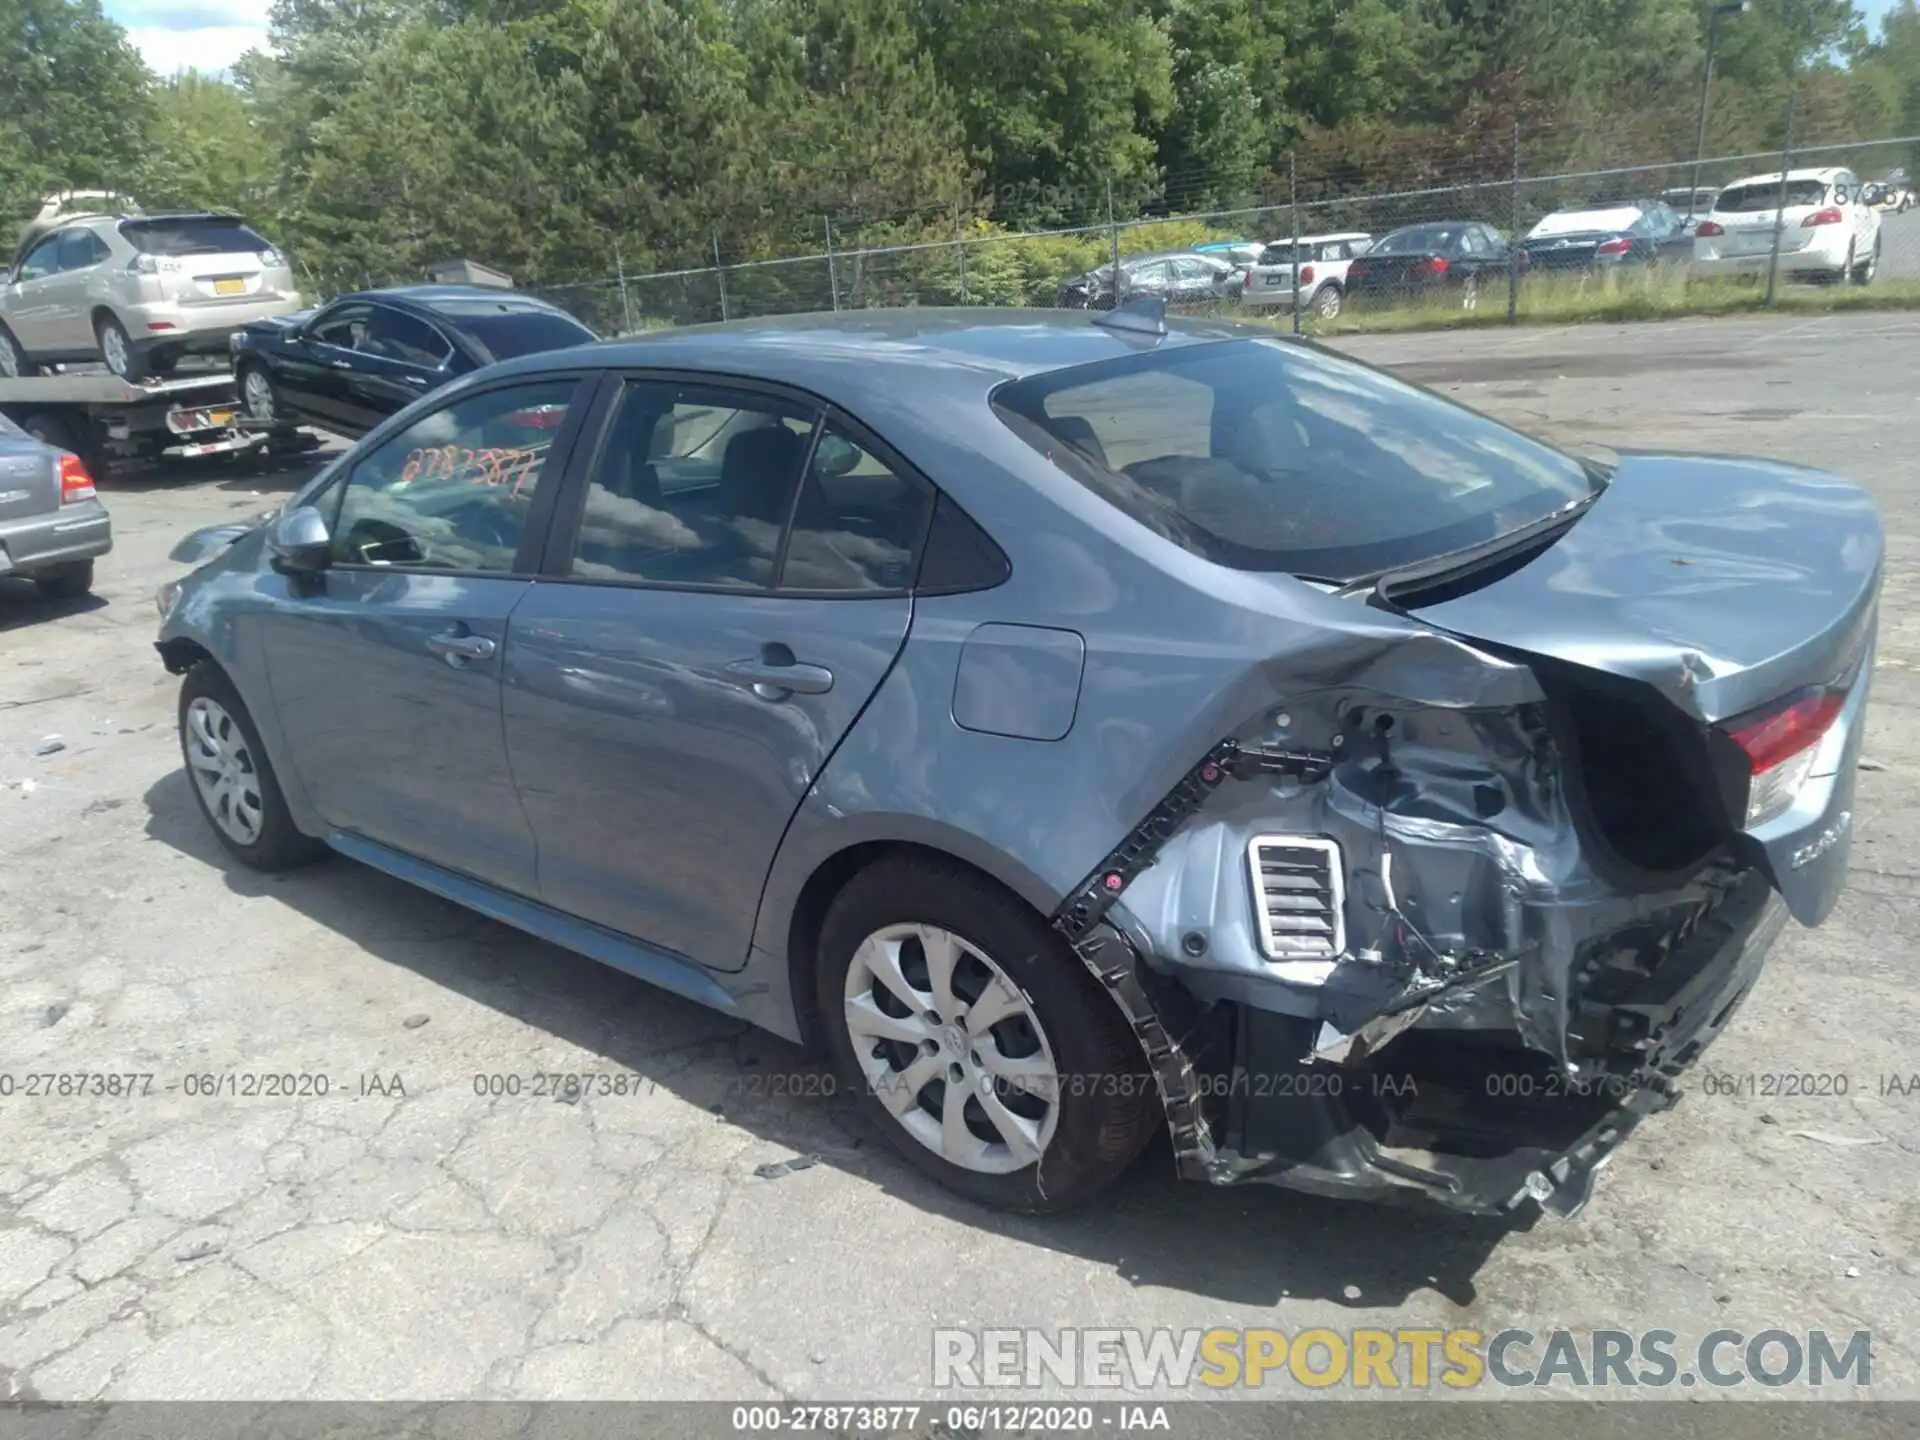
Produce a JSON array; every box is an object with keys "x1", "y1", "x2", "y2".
[
  {"x1": 239, "y1": 362, "x2": 279, "y2": 424},
  {"x1": 816, "y1": 857, "x2": 1158, "y2": 1212},
  {"x1": 177, "y1": 664, "x2": 326, "y2": 871}
]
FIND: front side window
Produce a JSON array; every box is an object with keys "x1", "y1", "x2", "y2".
[
  {"x1": 992, "y1": 338, "x2": 1599, "y2": 585},
  {"x1": 310, "y1": 304, "x2": 373, "y2": 351},
  {"x1": 328, "y1": 379, "x2": 581, "y2": 572},
  {"x1": 15, "y1": 236, "x2": 61, "y2": 283},
  {"x1": 567, "y1": 382, "x2": 815, "y2": 590}
]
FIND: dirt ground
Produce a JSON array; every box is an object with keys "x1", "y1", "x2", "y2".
[{"x1": 1, "y1": 311, "x2": 1916, "y2": 1403}]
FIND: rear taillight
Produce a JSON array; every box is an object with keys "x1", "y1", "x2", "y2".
[
  {"x1": 1299, "y1": 264, "x2": 1315, "y2": 284},
  {"x1": 1348, "y1": 259, "x2": 1369, "y2": 278},
  {"x1": 1720, "y1": 685, "x2": 1847, "y2": 825},
  {"x1": 1802, "y1": 207, "x2": 1843, "y2": 227},
  {"x1": 1594, "y1": 237, "x2": 1633, "y2": 256},
  {"x1": 1419, "y1": 255, "x2": 1450, "y2": 276},
  {"x1": 1243, "y1": 268, "x2": 1253, "y2": 289},
  {"x1": 58, "y1": 453, "x2": 95, "y2": 504},
  {"x1": 1695, "y1": 219, "x2": 1725, "y2": 237}
]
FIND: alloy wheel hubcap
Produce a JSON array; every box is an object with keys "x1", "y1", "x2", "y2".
[
  {"x1": 843, "y1": 923, "x2": 1061, "y2": 1174},
  {"x1": 0, "y1": 335, "x2": 18, "y2": 377},
  {"x1": 102, "y1": 325, "x2": 129, "y2": 375},
  {"x1": 185, "y1": 697, "x2": 265, "y2": 846},
  {"x1": 244, "y1": 370, "x2": 274, "y2": 420}
]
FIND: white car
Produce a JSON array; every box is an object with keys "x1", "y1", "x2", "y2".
[
  {"x1": 1691, "y1": 167, "x2": 1883, "y2": 285},
  {"x1": 1238, "y1": 232, "x2": 1373, "y2": 319}
]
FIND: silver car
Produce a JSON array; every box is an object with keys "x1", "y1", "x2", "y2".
[
  {"x1": 0, "y1": 411, "x2": 111, "y2": 598},
  {"x1": 0, "y1": 212, "x2": 302, "y2": 382}
]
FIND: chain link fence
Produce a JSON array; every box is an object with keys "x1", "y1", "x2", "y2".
[{"x1": 522, "y1": 123, "x2": 1920, "y2": 338}]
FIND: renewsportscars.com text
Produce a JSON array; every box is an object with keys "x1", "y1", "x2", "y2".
[{"x1": 932, "y1": 1326, "x2": 1873, "y2": 1391}]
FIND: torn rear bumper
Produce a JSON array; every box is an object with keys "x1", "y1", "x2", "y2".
[{"x1": 1091, "y1": 869, "x2": 1787, "y2": 1218}]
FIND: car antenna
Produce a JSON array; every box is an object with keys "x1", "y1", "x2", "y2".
[{"x1": 1092, "y1": 294, "x2": 1168, "y2": 338}]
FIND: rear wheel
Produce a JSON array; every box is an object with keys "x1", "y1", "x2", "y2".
[
  {"x1": 1460, "y1": 276, "x2": 1481, "y2": 311},
  {"x1": 815, "y1": 856, "x2": 1159, "y2": 1212},
  {"x1": 1313, "y1": 284, "x2": 1343, "y2": 320},
  {"x1": 1853, "y1": 234, "x2": 1880, "y2": 286},
  {"x1": 177, "y1": 664, "x2": 326, "y2": 871},
  {"x1": 0, "y1": 324, "x2": 36, "y2": 378},
  {"x1": 32, "y1": 560, "x2": 93, "y2": 601},
  {"x1": 95, "y1": 313, "x2": 146, "y2": 381}
]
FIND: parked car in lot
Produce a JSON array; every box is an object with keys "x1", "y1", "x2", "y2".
[
  {"x1": 230, "y1": 285, "x2": 598, "y2": 439},
  {"x1": 1345, "y1": 221, "x2": 1512, "y2": 307},
  {"x1": 1238, "y1": 232, "x2": 1373, "y2": 319},
  {"x1": 1691, "y1": 167, "x2": 1884, "y2": 284},
  {"x1": 157, "y1": 305, "x2": 1879, "y2": 1220},
  {"x1": 0, "y1": 211, "x2": 302, "y2": 382},
  {"x1": 0, "y1": 410, "x2": 110, "y2": 599},
  {"x1": 1659, "y1": 185, "x2": 1723, "y2": 231},
  {"x1": 1518, "y1": 201, "x2": 1693, "y2": 273},
  {"x1": 1055, "y1": 251, "x2": 1239, "y2": 309},
  {"x1": 1873, "y1": 169, "x2": 1913, "y2": 213}
]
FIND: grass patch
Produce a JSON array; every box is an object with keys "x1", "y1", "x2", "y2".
[{"x1": 1289, "y1": 267, "x2": 1920, "y2": 336}]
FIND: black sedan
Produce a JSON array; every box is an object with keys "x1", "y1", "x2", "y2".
[
  {"x1": 231, "y1": 285, "x2": 597, "y2": 438},
  {"x1": 1518, "y1": 201, "x2": 1693, "y2": 273},
  {"x1": 1055, "y1": 251, "x2": 1238, "y2": 310},
  {"x1": 1344, "y1": 222, "x2": 1512, "y2": 307}
]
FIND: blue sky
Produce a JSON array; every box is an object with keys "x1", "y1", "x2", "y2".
[{"x1": 101, "y1": 0, "x2": 1911, "y2": 79}]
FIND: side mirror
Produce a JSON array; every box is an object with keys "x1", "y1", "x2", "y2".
[
  {"x1": 267, "y1": 505, "x2": 332, "y2": 574},
  {"x1": 814, "y1": 434, "x2": 861, "y2": 478}
]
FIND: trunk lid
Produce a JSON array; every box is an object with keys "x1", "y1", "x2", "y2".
[
  {"x1": 1400, "y1": 452, "x2": 1880, "y2": 924},
  {"x1": 0, "y1": 436, "x2": 60, "y2": 523}
]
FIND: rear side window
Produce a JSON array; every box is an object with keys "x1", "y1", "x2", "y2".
[
  {"x1": 992, "y1": 339, "x2": 1598, "y2": 585},
  {"x1": 120, "y1": 217, "x2": 274, "y2": 255},
  {"x1": 1717, "y1": 181, "x2": 1827, "y2": 212}
]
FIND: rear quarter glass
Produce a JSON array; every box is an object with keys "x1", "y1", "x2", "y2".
[{"x1": 990, "y1": 337, "x2": 1596, "y2": 585}]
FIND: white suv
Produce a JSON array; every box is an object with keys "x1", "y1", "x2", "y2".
[
  {"x1": 0, "y1": 211, "x2": 303, "y2": 382},
  {"x1": 1691, "y1": 167, "x2": 1883, "y2": 285}
]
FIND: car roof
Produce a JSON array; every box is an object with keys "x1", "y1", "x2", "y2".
[
  {"x1": 331, "y1": 284, "x2": 569, "y2": 316},
  {"x1": 481, "y1": 307, "x2": 1269, "y2": 410}
]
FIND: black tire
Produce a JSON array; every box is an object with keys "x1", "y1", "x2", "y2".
[
  {"x1": 95, "y1": 313, "x2": 147, "y2": 382},
  {"x1": 0, "y1": 323, "x2": 37, "y2": 378},
  {"x1": 176, "y1": 663, "x2": 326, "y2": 872},
  {"x1": 815, "y1": 856, "x2": 1159, "y2": 1212},
  {"x1": 32, "y1": 560, "x2": 92, "y2": 600},
  {"x1": 147, "y1": 347, "x2": 179, "y2": 378}
]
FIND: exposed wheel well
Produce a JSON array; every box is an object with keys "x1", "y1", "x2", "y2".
[
  {"x1": 157, "y1": 637, "x2": 216, "y2": 675},
  {"x1": 784, "y1": 840, "x2": 1046, "y2": 1052}
]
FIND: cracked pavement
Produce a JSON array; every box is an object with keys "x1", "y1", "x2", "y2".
[{"x1": 2, "y1": 314, "x2": 1918, "y2": 1402}]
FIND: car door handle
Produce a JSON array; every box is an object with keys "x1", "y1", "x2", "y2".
[
  {"x1": 726, "y1": 649, "x2": 834, "y2": 700},
  {"x1": 426, "y1": 630, "x2": 496, "y2": 666}
]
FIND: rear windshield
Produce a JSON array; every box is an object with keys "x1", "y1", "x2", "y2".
[
  {"x1": 430, "y1": 304, "x2": 596, "y2": 361},
  {"x1": 991, "y1": 339, "x2": 1598, "y2": 584},
  {"x1": 119, "y1": 217, "x2": 274, "y2": 256},
  {"x1": 1370, "y1": 227, "x2": 1456, "y2": 255},
  {"x1": 1717, "y1": 181, "x2": 1827, "y2": 212}
]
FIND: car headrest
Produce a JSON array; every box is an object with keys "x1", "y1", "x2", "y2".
[
  {"x1": 1048, "y1": 415, "x2": 1110, "y2": 469},
  {"x1": 720, "y1": 426, "x2": 805, "y2": 524}
]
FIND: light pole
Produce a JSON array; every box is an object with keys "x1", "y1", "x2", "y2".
[{"x1": 1689, "y1": 1, "x2": 1750, "y2": 219}]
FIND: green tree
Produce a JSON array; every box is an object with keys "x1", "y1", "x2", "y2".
[
  {"x1": 0, "y1": 0, "x2": 154, "y2": 228},
  {"x1": 141, "y1": 74, "x2": 275, "y2": 219}
]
